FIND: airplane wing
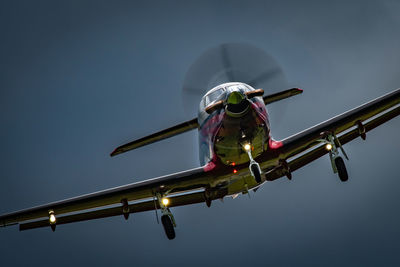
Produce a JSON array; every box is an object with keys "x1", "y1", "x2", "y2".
[
  {"x1": 262, "y1": 87, "x2": 303, "y2": 104},
  {"x1": 261, "y1": 88, "x2": 400, "y2": 181},
  {"x1": 19, "y1": 190, "x2": 227, "y2": 231},
  {"x1": 0, "y1": 166, "x2": 219, "y2": 230},
  {"x1": 110, "y1": 118, "x2": 199, "y2": 156}
]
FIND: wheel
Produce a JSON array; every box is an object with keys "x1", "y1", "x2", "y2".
[
  {"x1": 161, "y1": 214, "x2": 176, "y2": 240},
  {"x1": 335, "y1": 157, "x2": 348, "y2": 182},
  {"x1": 251, "y1": 164, "x2": 262, "y2": 183}
]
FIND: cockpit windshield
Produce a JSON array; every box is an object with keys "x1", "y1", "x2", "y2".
[
  {"x1": 205, "y1": 88, "x2": 226, "y2": 105},
  {"x1": 200, "y1": 87, "x2": 226, "y2": 108}
]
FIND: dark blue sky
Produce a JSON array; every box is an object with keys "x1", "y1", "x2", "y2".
[{"x1": 1, "y1": 1, "x2": 400, "y2": 266}]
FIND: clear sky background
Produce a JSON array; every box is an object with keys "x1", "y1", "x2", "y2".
[{"x1": 1, "y1": 0, "x2": 400, "y2": 266}]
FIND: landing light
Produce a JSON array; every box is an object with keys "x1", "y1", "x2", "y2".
[
  {"x1": 49, "y1": 210, "x2": 56, "y2": 224},
  {"x1": 162, "y1": 198, "x2": 169, "y2": 206},
  {"x1": 325, "y1": 143, "x2": 333, "y2": 151},
  {"x1": 244, "y1": 143, "x2": 251, "y2": 151}
]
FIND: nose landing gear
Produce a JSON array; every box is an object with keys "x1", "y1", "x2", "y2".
[
  {"x1": 250, "y1": 163, "x2": 262, "y2": 183},
  {"x1": 243, "y1": 143, "x2": 263, "y2": 183}
]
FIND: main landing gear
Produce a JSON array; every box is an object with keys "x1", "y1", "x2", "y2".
[
  {"x1": 156, "y1": 193, "x2": 176, "y2": 240},
  {"x1": 319, "y1": 132, "x2": 349, "y2": 182},
  {"x1": 244, "y1": 143, "x2": 262, "y2": 183}
]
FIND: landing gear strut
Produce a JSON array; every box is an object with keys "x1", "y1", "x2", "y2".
[
  {"x1": 244, "y1": 143, "x2": 262, "y2": 183},
  {"x1": 250, "y1": 164, "x2": 262, "y2": 183},
  {"x1": 319, "y1": 132, "x2": 349, "y2": 182}
]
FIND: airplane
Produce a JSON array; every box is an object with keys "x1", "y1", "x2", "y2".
[{"x1": 0, "y1": 82, "x2": 399, "y2": 240}]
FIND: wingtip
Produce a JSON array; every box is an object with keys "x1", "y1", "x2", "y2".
[
  {"x1": 291, "y1": 88, "x2": 303, "y2": 95},
  {"x1": 110, "y1": 148, "x2": 119, "y2": 157}
]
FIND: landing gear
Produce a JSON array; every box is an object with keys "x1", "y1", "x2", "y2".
[
  {"x1": 156, "y1": 193, "x2": 177, "y2": 240},
  {"x1": 244, "y1": 143, "x2": 263, "y2": 183},
  {"x1": 250, "y1": 164, "x2": 262, "y2": 183},
  {"x1": 319, "y1": 132, "x2": 349, "y2": 182}
]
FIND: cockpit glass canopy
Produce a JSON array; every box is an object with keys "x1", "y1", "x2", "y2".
[
  {"x1": 205, "y1": 88, "x2": 226, "y2": 106},
  {"x1": 200, "y1": 83, "x2": 254, "y2": 109}
]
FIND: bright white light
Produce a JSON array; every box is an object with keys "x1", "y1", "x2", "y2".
[
  {"x1": 244, "y1": 144, "x2": 251, "y2": 151},
  {"x1": 49, "y1": 214, "x2": 56, "y2": 224},
  {"x1": 162, "y1": 198, "x2": 169, "y2": 206},
  {"x1": 325, "y1": 143, "x2": 333, "y2": 151}
]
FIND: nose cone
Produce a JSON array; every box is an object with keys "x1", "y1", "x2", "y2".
[
  {"x1": 226, "y1": 91, "x2": 249, "y2": 117},
  {"x1": 227, "y1": 91, "x2": 245, "y2": 105}
]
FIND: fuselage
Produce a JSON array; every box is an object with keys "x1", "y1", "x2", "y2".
[{"x1": 198, "y1": 82, "x2": 270, "y2": 170}]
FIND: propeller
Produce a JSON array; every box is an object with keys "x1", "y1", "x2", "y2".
[{"x1": 182, "y1": 43, "x2": 289, "y2": 116}]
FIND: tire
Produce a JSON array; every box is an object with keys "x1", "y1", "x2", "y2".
[
  {"x1": 161, "y1": 215, "x2": 176, "y2": 240},
  {"x1": 335, "y1": 157, "x2": 348, "y2": 182},
  {"x1": 251, "y1": 164, "x2": 262, "y2": 183}
]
